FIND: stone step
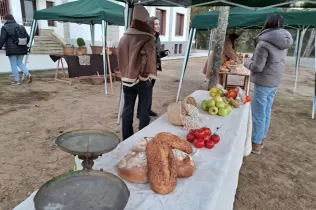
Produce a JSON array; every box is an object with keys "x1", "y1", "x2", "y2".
[
  {"x1": 31, "y1": 49, "x2": 64, "y2": 54},
  {"x1": 33, "y1": 44, "x2": 63, "y2": 49},
  {"x1": 34, "y1": 36, "x2": 54, "y2": 40}
]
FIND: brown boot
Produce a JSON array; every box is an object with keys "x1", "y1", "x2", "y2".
[{"x1": 252, "y1": 143, "x2": 262, "y2": 155}]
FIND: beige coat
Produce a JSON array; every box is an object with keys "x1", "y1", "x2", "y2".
[{"x1": 202, "y1": 39, "x2": 239, "y2": 79}]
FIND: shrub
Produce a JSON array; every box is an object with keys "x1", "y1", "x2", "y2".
[{"x1": 77, "y1": 38, "x2": 86, "y2": 48}]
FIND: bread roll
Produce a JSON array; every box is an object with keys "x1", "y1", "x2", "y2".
[{"x1": 116, "y1": 152, "x2": 148, "y2": 184}]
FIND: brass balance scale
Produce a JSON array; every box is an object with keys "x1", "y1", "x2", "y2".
[{"x1": 33, "y1": 129, "x2": 130, "y2": 210}]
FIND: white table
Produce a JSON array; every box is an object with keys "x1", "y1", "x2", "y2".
[{"x1": 14, "y1": 90, "x2": 252, "y2": 210}]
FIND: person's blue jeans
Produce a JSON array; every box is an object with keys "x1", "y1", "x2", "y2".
[
  {"x1": 8, "y1": 55, "x2": 30, "y2": 82},
  {"x1": 252, "y1": 84, "x2": 277, "y2": 144}
]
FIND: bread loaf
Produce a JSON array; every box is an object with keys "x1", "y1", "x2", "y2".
[
  {"x1": 116, "y1": 152, "x2": 148, "y2": 184},
  {"x1": 132, "y1": 136, "x2": 196, "y2": 178},
  {"x1": 146, "y1": 132, "x2": 194, "y2": 194},
  {"x1": 132, "y1": 137, "x2": 153, "y2": 152},
  {"x1": 173, "y1": 149, "x2": 196, "y2": 178}
]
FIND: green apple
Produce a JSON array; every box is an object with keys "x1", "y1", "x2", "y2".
[
  {"x1": 213, "y1": 95, "x2": 223, "y2": 103},
  {"x1": 201, "y1": 100, "x2": 209, "y2": 111},
  {"x1": 225, "y1": 105, "x2": 233, "y2": 114},
  {"x1": 218, "y1": 107, "x2": 228, "y2": 116},
  {"x1": 208, "y1": 106, "x2": 218, "y2": 115},
  {"x1": 216, "y1": 101, "x2": 226, "y2": 109},
  {"x1": 206, "y1": 99, "x2": 215, "y2": 107}
]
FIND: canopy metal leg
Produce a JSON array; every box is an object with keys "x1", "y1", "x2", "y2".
[
  {"x1": 102, "y1": 21, "x2": 108, "y2": 95},
  {"x1": 314, "y1": 30, "x2": 316, "y2": 70},
  {"x1": 175, "y1": 28, "x2": 197, "y2": 102},
  {"x1": 313, "y1": 32, "x2": 316, "y2": 119},
  {"x1": 313, "y1": 71, "x2": 316, "y2": 119},
  {"x1": 116, "y1": 4, "x2": 134, "y2": 127},
  {"x1": 23, "y1": 20, "x2": 37, "y2": 80},
  {"x1": 90, "y1": 23, "x2": 95, "y2": 46},
  {"x1": 294, "y1": 28, "x2": 306, "y2": 92},
  {"x1": 208, "y1": 29, "x2": 214, "y2": 56},
  {"x1": 294, "y1": 29, "x2": 299, "y2": 57}
]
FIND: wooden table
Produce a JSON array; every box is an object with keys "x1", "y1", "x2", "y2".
[{"x1": 219, "y1": 71, "x2": 250, "y2": 95}]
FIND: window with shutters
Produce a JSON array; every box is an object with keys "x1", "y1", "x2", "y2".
[
  {"x1": 155, "y1": 9, "x2": 166, "y2": 36},
  {"x1": 0, "y1": 0, "x2": 10, "y2": 20},
  {"x1": 46, "y1": 1, "x2": 56, "y2": 26},
  {"x1": 175, "y1": 13, "x2": 184, "y2": 36}
]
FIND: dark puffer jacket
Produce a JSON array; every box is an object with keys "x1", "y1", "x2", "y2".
[
  {"x1": 155, "y1": 34, "x2": 168, "y2": 71},
  {"x1": 0, "y1": 20, "x2": 29, "y2": 56}
]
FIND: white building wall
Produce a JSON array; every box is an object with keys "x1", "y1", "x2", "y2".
[
  {"x1": 4, "y1": 0, "x2": 190, "y2": 55},
  {"x1": 36, "y1": 0, "x2": 64, "y2": 37}
]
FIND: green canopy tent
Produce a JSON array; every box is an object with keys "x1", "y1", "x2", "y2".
[
  {"x1": 116, "y1": 0, "x2": 316, "y2": 8},
  {"x1": 115, "y1": 0, "x2": 316, "y2": 125},
  {"x1": 176, "y1": 7, "x2": 316, "y2": 119},
  {"x1": 26, "y1": 0, "x2": 125, "y2": 95}
]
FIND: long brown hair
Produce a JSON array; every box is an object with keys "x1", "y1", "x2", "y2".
[
  {"x1": 262, "y1": 14, "x2": 284, "y2": 32},
  {"x1": 148, "y1": 16, "x2": 159, "y2": 35}
]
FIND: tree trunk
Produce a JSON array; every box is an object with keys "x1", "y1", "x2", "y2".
[
  {"x1": 208, "y1": 6, "x2": 230, "y2": 90},
  {"x1": 303, "y1": 29, "x2": 315, "y2": 57}
]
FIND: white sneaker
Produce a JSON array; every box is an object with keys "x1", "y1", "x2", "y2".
[{"x1": 11, "y1": 81, "x2": 21, "y2": 85}]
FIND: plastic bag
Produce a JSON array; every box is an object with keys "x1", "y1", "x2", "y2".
[{"x1": 234, "y1": 86, "x2": 247, "y2": 104}]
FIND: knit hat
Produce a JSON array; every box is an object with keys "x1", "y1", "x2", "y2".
[{"x1": 132, "y1": 5, "x2": 149, "y2": 22}]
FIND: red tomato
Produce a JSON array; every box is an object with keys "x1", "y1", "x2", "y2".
[
  {"x1": 244, "y1": 96, "x2": 251, "y2": 103},
  {"x1": 203, "y1": 135, "x2": 211, "y2": 141},
  {"x1": 226, "y1": 89, "x2": 237, "y2": 100},
  {"x1": 205, "y1": 140, "x2": 215, "y2": 149},
  {"x1": 200, "y1": 127, "x2": 212, "y2": 136},
  {"x1": 189, "y1": 129, "x2": 196, "y2": 134},
  {"x1": 210, "y1": 134, "x2": 220, "y2": 144},
  {"x1": 186, "y1": 133, "x2": 196, "y2": 142},
  {"x1": 193, "y1": 139, "x2": 205, "y2": 148},
  {"x1": 195, "y1": 130, "x2": 207, "y2": 139}
]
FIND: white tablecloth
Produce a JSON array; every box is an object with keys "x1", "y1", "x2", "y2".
[{"x1": 14, "y1": 90, "x2": 252, "y2": 210}]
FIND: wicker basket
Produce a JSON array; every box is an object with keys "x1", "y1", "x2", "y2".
[
  {"x1": 64, "y1": 46, "x2": 74, "y2": 56},
  {"x1": 77, "y1": 48, "x2": 87, "y2": 56},
  {"x1": 108, "y1": 47, "x2": 117, "y2": 55},
  {"x1": 89, "y1": 72, "x2": 104, "y2": 85},
  {"x1": 183, "y1": 96, "x2": 197, "y2": 107},
  {"x1": 167, "y1": 102, "x2": 187, "y2": 126},
  {"x1": 90, "y1": 45, "x2": 103, "y2": 55}
]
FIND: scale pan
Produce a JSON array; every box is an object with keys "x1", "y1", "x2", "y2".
[
  {"x1": 34, "y1": 170, "x2": 130, "y2": 210},
  {"x1": 55, "y1": 129, "x2": 120, "y2": 156}
]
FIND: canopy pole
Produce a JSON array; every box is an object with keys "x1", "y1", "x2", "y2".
[
  {"x1": 176, "y1": 28, "x2": 197, "y2": 102},
  {"x1": 116, "y1": 4, "x2": 134, "y2": 126},
  {"x1": 294, "y1": 29, "x2": 299, "y2": 58},
  {"x1": 294, "y1": 28, "x2": 307, "y2": 92},
  {"x1": 90, "y1": 23, "x2": 95, "y2": 46},
  {"x1": 23, "y1": 20, "x2": 37, "y2": 80},
  {"x1": 102, "y1": 20, "x2": 108, "y2": 95},
  {"x1": 208, "y1": 29, "x2": 214, "y2": 56},
  {"x1": 313, "y1": 31, "x2": 316, "y2": 119},
  {"x1": 314, "y1": 30, "x2": 316, "y2": 70}
]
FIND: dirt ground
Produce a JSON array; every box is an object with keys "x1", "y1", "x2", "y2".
[{"x1": 0, "y1": 57, "x2": 315, "y2": 210}]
